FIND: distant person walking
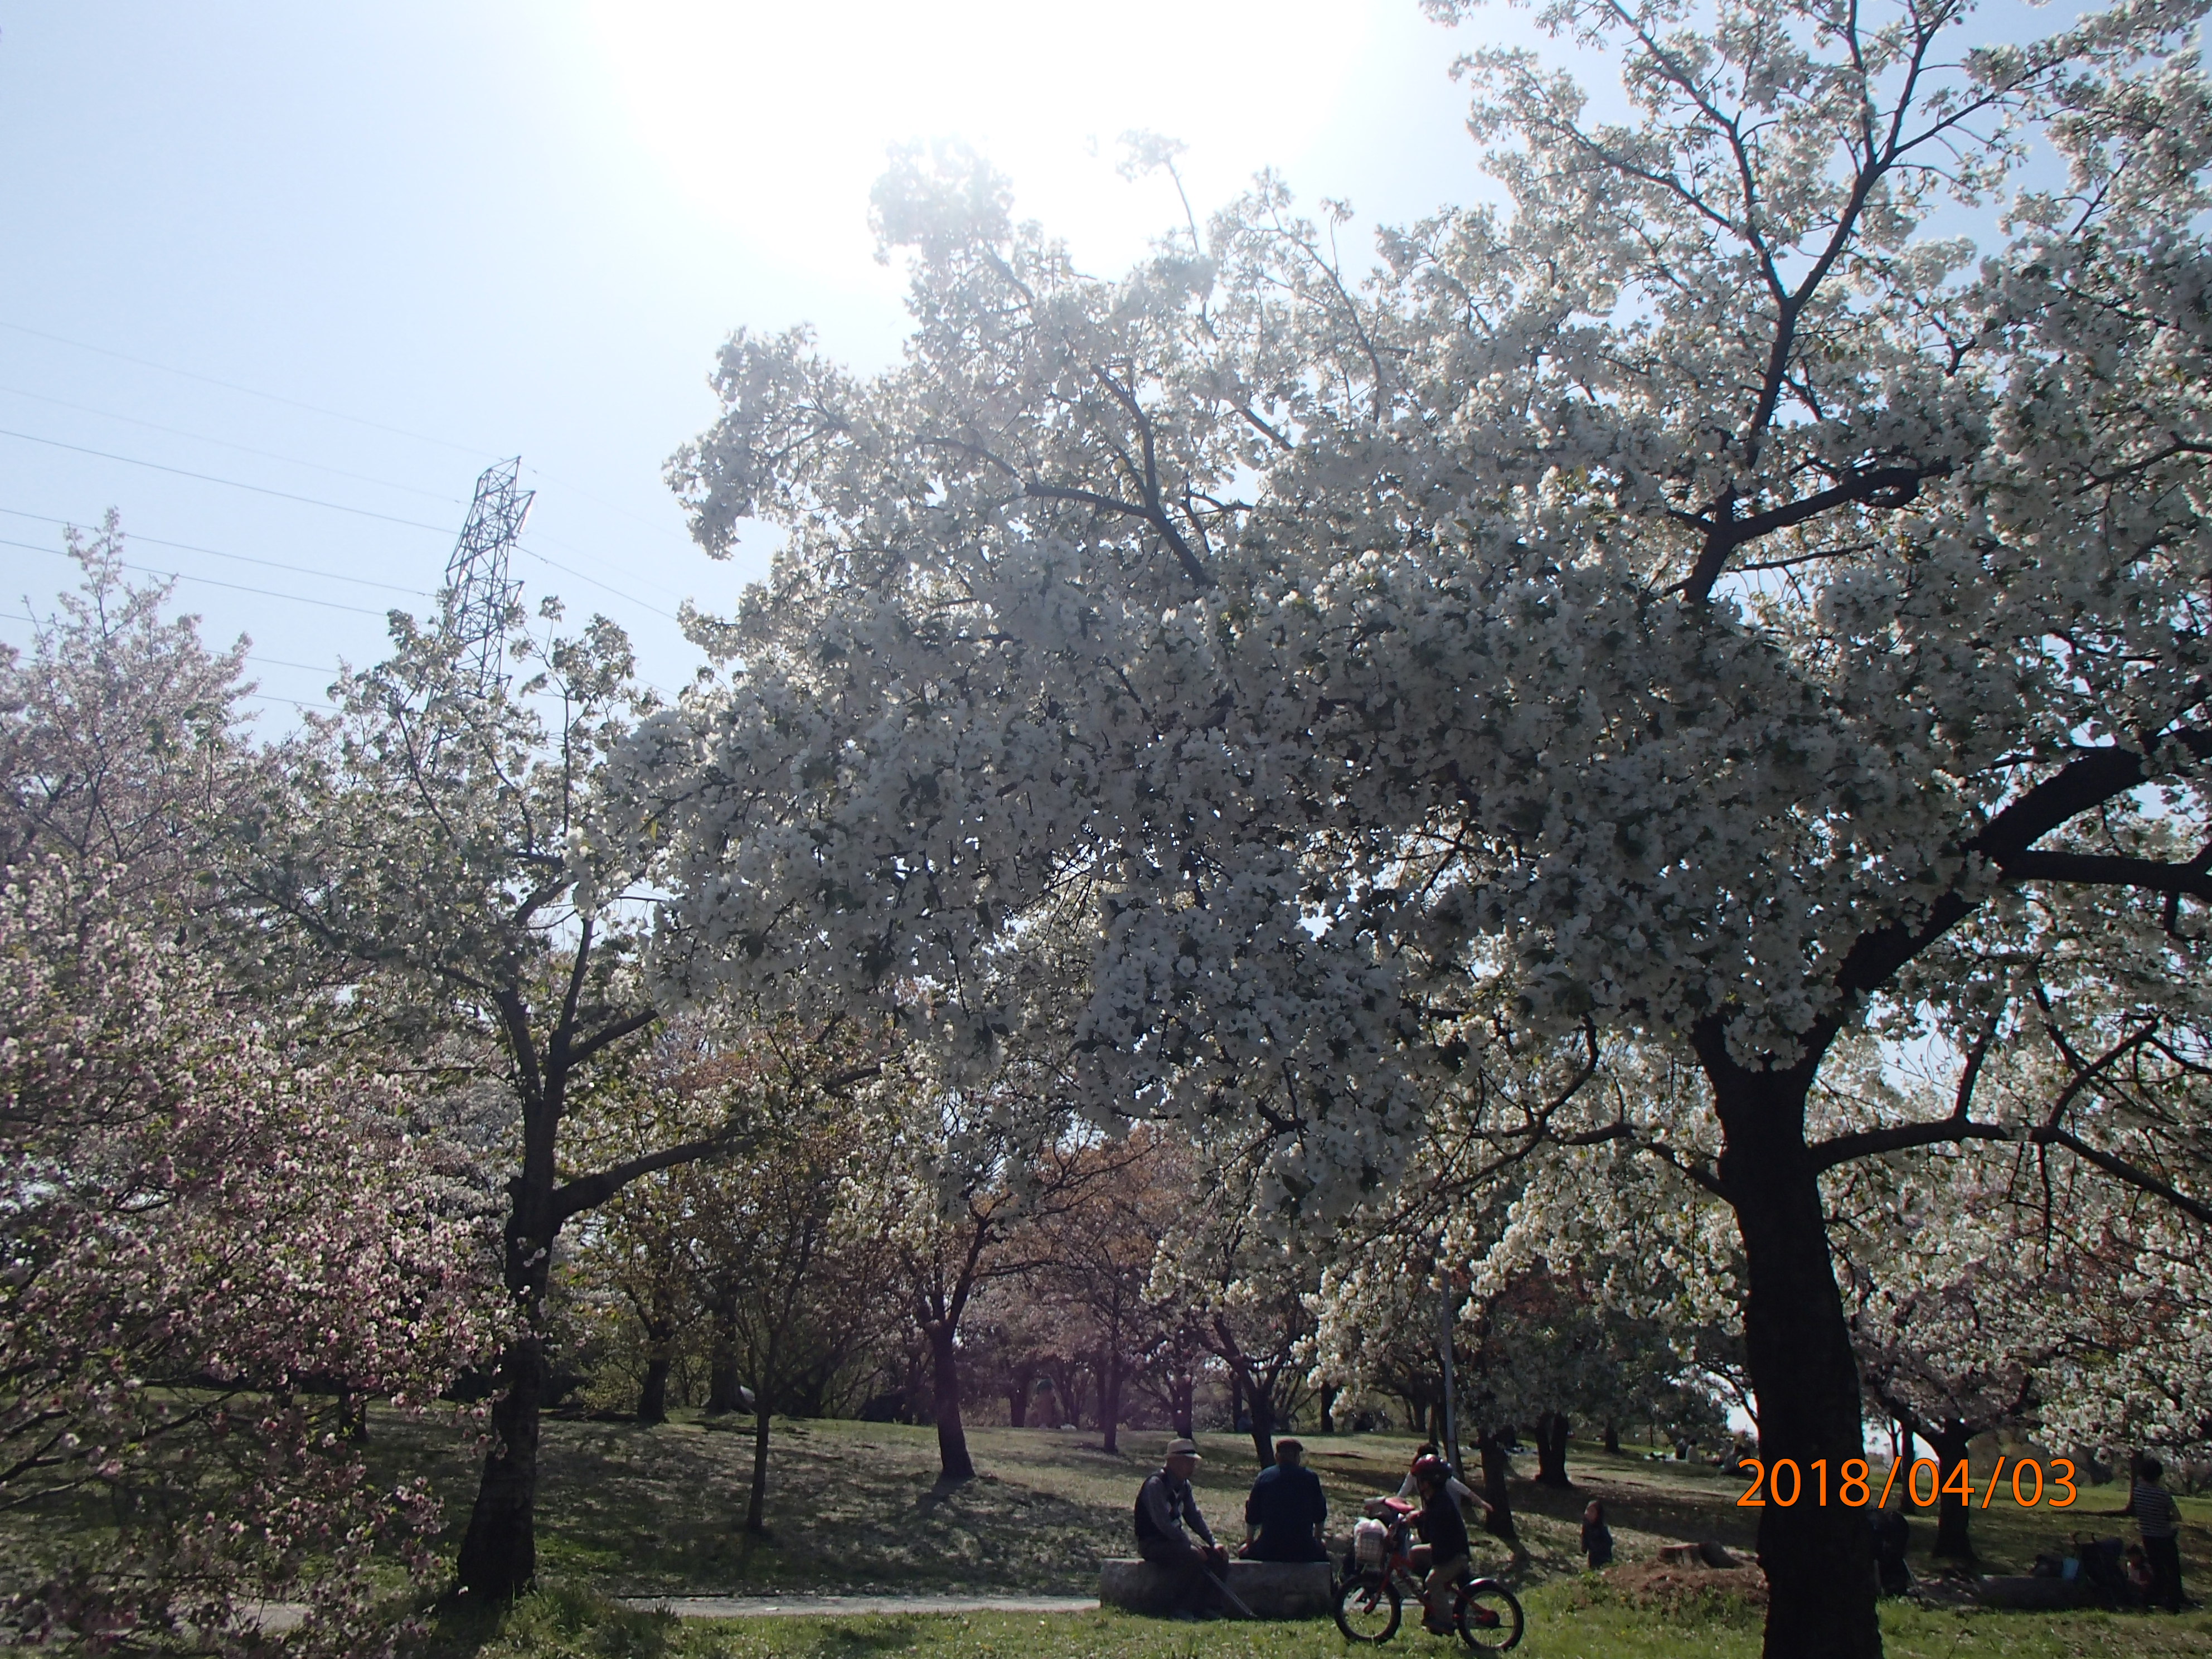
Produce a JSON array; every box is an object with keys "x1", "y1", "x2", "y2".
[
  {"x1": 2104, "y1": 1456, "x2": 2186, "y2": 1612},
  {"x1": 1243, "y1": 1438, "x2": 1328, "y2": 1561},
  {"x1": 1134, "y1": 1439, "x2": 1229, "y2": 1613}
]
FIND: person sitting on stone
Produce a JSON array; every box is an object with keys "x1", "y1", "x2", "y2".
[
  {"x1": 1243, "y1": 1438, "x2": 1330, "y2": 1561},
  {"x1": 1135, "y1": 1438, "x2": 1229, "y2": 1613}
]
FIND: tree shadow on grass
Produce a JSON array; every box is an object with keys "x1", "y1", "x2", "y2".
[
  {"x1": 914, "y1": 1473, "x2": 972, "y2": 1515},
  {"x1": 420, "y1": 1584, "x2": 680, "y2": 1659}
]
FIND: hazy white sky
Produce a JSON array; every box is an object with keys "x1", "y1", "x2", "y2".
[{"x1": 0, "y1": 1, "x2": 1512, "y2": 707}]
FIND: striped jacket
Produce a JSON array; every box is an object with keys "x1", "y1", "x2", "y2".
[{"x1": 2126, "y1": 1481, "x2": 2180, "y2": 1540}]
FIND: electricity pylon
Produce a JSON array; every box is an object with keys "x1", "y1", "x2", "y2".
[{"x1": 443, "y1": 458, "x2": 534, "y2": 695}]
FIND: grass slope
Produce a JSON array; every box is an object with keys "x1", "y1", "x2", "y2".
[
  {"x1": 442, "y1": 1585, "x2": 2212, "y2": 1659},
  {"x1": 399, "y1": 1412, "x2": 2201, "y2": 1598},
  {"x1": 11, "y1": 1401, "x2": 2208, "y2": 1656}
]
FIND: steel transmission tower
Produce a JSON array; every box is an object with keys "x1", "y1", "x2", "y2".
[{"x1": 443, "y1": 457, "x2": 535, "y2": 693}]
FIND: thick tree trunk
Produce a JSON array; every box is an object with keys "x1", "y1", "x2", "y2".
[
  {"x1": 456, "y1": 1160, "x2": 557, "y2": 1601},
  {"x1": 638, "y1": 1353, "x2": 672, "y2": 1425},
  {"x1": 1926, "y1": 1423, "x2": 1976, "y2": 1561},
  {"x1": 455, "y1": 1328, "x2": 547, "y2": 1599},
  {"x1": 1705, "y1": 1037, "x2": 1883, "y2": 1659},
  {"x1": 1171, "y1": 1374, "x2": 1195, "y2": 1439},
  {"x1": 706, "y1": 1299, "x2": 745, "y2": 1415},
  {"x1": 928, "y1": 1322, "x2": 974, "y2": 1482},
  {"x1": 1247, "y1": 1380, "x2": 1277, "y2": 1469},
  {"x1": 746, "y1": 1402, "x2": 773, "y2": 1532},
  {"x1": 1477, "y1": 1429, "x2": 1519, "y2": 1545},
  {"x1": 1534, "y1": 1411, "x2": 1572, "y2": 1487},
  {"x1": 1604, "y1": 1420, "x2": 1621, "y2": 1456},
  {"x1": 1319, "y1": 1384, "x2": 1338, "y2": 1434},
  {"x1": 1007, "y1": 1379, "x2": 1030, "y2": 1428}
]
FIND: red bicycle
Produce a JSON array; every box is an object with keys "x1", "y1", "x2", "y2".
[{"x1": 1334, "y1": 1499, "x2": 1524, "y2": 1650}]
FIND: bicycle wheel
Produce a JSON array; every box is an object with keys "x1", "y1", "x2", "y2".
[
  {"x1": 1333, "y1": 1571, "x2": 1402, "y2": 1642},
  {"x1": 1455, "y1": 1579, "x2": 1524, "y2": 1651}
]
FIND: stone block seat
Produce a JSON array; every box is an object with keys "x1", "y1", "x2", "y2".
[{"x1": 1098, "y1": 1558, "x2": 1334, "y2": 1618}]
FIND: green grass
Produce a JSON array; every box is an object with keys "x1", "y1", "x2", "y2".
[
  {"x1": 381, "y1": 1411, "x2": 2204, "y2": 1598},
  {"x1": 434, "y1": 1584, "x2": 2212, "y2": 1659},
  {"x1": 12, "y1": 1402, "x2": 2210, "y2": 1656}
]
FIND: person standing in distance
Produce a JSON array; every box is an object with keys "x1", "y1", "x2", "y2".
[{"x1": 2103, "y1": 1456, "x2": 2187, "y2": 1613}]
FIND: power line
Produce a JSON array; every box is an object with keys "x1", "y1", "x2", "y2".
[
  {"x1": 0, "y1": 506, "x2": 431, "y2": 596},
  {"x1": 2, "y1": 317, "x2": 698, "y2": 565},
  {"x1": 0, "y1": 604, "x2": 336, "y2": 678},
  {"x1": 0, "y1": 427, "x2": 455, "y2": 533},
  {"x1": 0, "y1": 319, "x2": 498, "y2": 461},
  {"x1": 0, "y1": 440, "x2": 686, "y2": 624},
  {"x1": 517, "y1": 542, "x2": 679, "y2": 622},
  {"x1": 530, "y1": 523, "x2": 691, "y2": 605},
  {"x1": 0, "y1": 536, "x2": 392, "y2": 617},
  {"x1": 0, "y1": 383, "x2": 471, "y2": 507},
  {"x1": 242, "y1": 690, "x2": 341, "y2": 714},
  {"x1": 523, "y1": 464, "x2": 687, "y2": 543},
  {"x1": 2, "y1": 604, "x2": 676, "y2": 705}
]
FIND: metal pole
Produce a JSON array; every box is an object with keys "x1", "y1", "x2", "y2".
[{"x1": 1439, "y1": 1281, "x2": 1461, "y2": 1479}]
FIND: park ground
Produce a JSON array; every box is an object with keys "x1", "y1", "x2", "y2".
[
  {"x1": 9, "y1": 1409, "x2": 2208, "y2": 1656},
  {"x1": 375, "y1": 1411, "x2": 2212, "y2": 1658}
]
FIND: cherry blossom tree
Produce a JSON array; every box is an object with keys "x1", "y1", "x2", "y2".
[
  {"x1": 232, "y1": 605, "x2": 776, "y2": 1601},
  {"x1": 1029, "y1": 1126, "x2": 1192, "y2": 1453},
  {"x1": 0, "y1": 528, "x2": 283, "y2": 925},
  {"x1": 1151, "y1": 1156, "x2": 1325, "y2": 1471},
  {"x1": 0, "y1": 861, "x2": 498, "y2": 1655},
  {"x1": 856, "y1": 1061, "x2": 1144, "y2": 1482},
  {"x1": 600, "y1": 1031, "x2": 893, "y2": 1531},
  {"x1": 614, "y1": 2, "x2": 2212, "y2": 1650}
]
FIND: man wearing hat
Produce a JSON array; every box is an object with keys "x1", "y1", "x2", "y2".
[{"x1": 1134, "y1": 1438, "x2": 1229, "y2": 1612}]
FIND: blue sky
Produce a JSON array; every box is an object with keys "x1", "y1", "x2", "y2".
[{"x1": 0, "y1": 1, "x2": 1507, "y2": 715}]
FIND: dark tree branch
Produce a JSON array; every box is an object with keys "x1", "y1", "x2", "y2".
[
  {"x1": 553, "y1": 1128, "x2": 758, "y2": 1223},
  {"x1": 564, "y1": 1006, "x2": 661, "y2": 1071},
  {"x1": 1998, "y1": 850, "x2": 2212, "y2": 900}
]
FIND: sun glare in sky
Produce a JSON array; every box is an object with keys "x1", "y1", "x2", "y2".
[{"x1": 585, "y1": 1, "x2": 1387, "y2": 282}]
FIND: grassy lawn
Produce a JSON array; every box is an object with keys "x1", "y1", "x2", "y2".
[
  {"x1": 435, "y1": 1584, "x2": 2212, "y2": 1659},
  {"x1": 12, "y1": 1403, "x2": 2209, "y2": 1656},
  {"x1": 375, "y1": 1411, "x2": 2201, "y2": 1598}
]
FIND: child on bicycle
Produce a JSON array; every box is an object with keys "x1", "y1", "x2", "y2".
[
  {"x1": 1395, "y1": 1442, "x2": 1496, "y2": 1524},
  {"x1": 1409, "y1": 1456, "x2": 1472, "y2": 1634}
]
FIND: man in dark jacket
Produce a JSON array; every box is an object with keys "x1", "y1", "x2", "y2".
[
  {"x1": 1244, "y1": 1438, "x2": 1330, "y2": 1561},
  {"x1": 1135, "y1": 1439, "x2": 1228, "y2": 1612}
]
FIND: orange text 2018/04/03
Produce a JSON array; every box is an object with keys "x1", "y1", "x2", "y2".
[{"x1": 1735, "y1": 1456, "x2": 2080, "y2": 1509}]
